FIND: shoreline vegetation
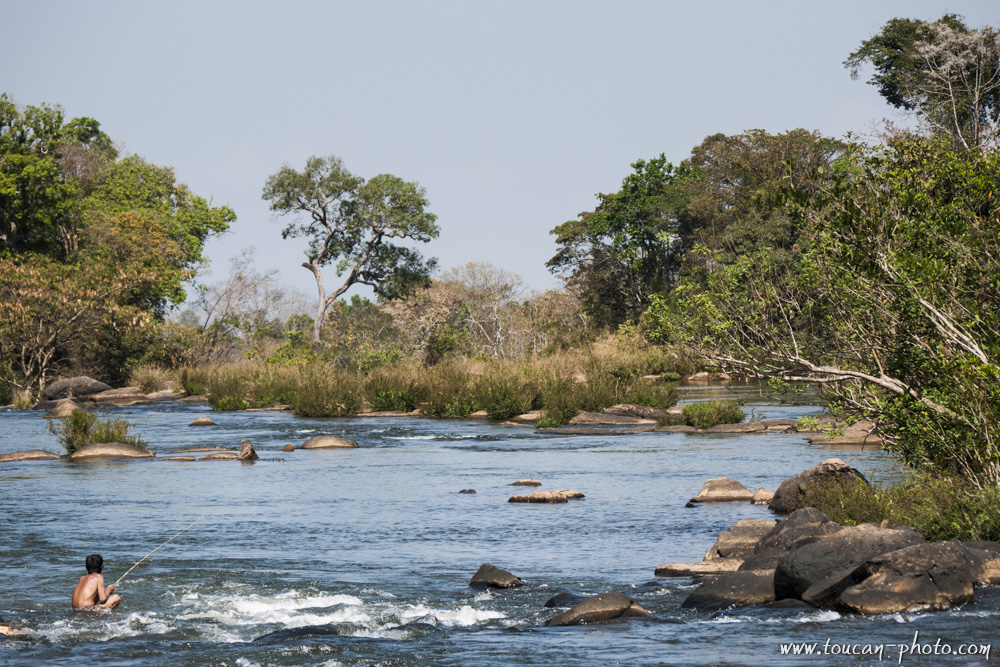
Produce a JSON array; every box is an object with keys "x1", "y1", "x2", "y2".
[{"x1": 2, "y1": 12, "x2": 1000, "y2": 586}]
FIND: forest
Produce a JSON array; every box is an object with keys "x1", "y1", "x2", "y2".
[{"x1": 3, "y1": 14, "x2": 999, "y2": 534}]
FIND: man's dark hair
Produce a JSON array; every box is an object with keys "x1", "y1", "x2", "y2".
[{"x1": 85, "y1": 554, "x2": 104, "y2": 574}]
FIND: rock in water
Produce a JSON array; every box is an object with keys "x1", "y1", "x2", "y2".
[
  {"x1": 301, "y1": 436, "x2": 358, "y2": 449},
  {"x1": 706, "y1": 518, "x2": 778, "y2": 560},
  {"x1": 690, "y1": 477, "x2": 755, "y2": 503},
  {"x1": 282, "y1": 444, "x2": 295, "y2": 453},
  {"x1": 768, "y1": 458, "x2": 869, "y2": 513},
  {"x1": 42, "y1": 376, "x2": 111, "y2": 400},
  {"x1": 469, "y1": 563, "x2": 522, "y2": 589},
  {"x1": 44, "y1": 400, "x2": 79, "y2": 419},
  {"x1": 70, "y1": 443, "x2": 155, "y2": 460},
  {"x1": 0, "y1": 450, "x2": 62, "y2": 463},
  {"x1": 681, "y1": 572, "x2": 775, "y2": 611},
  {"x1": 189, "y1": 417, "x2": 216, "y2": 426},
  {"x1": 238, "y1": 439, "x2": 259, "y2": 461},
  {"x1": 544, "y1": 592, "x2": 651, "y2": 626},
  {"x1": 511, "y1": 479, "x2": 541, "y2": 486}
]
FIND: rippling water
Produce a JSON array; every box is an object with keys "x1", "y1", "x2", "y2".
[{"x1": 1, "y1": 385, "x2": 996, "y2": 665}]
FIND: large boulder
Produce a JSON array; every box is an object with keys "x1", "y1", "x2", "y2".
[
  {"x1": 963, "y1": 541, "x2": 1000, "y2": 585},
  {"x1": 768, "y1": 459, "x2": 869, "y2": 514},
  {"x1": 739, "y1": 508, "x2": 843, "y2": 572},
  {"x1": 237, "y1": 439, "x2": 259, "y2": 461},
  {"x1": 301, "y1": 436, "x2": 358, "y2": 449},
  {"x1": 690, "y1": 477, "x2": 755, "y2": 503},
  {"x1": 774, "y1": 523, "x2": 925, "y2": 602},
  {"x1": 0, "y1": 449, "x2": 62, "y2": 463},
  {"x1": 705, "y1": 519, "x2": 778, "y2": 560},
  {"x1": 42, "y1": 376, "x2": 111, "y2": 400},
  {"x1": 837, "y1": 541, "x2": 975, "y2": 614},
  {"x1": 544, "y1": 592, "x2": 651, "y2": 626},
  {"x1": 681, "y1": 571, "x2": 775, "y2": 611},
  {"x1": 469, "y1": 564, "x2": 522, "y2": 589},
  {"x1": 44, "y1": 400, "x2": 80, "y2": 419},
  {"x1": 69, "y1": 443, "x2": 155, "y2": 460}
]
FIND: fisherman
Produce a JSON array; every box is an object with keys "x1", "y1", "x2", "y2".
[{"x1": 71, "y1": 554, "x2": 121, "y2": 611}]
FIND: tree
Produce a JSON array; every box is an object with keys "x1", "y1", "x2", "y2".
[
  {"x1": 262, "y1": 155, "x2": 439, "y2": 342},
  {"x1": 547, "y1": 155, "x2": 691, "y2": 328},
  {"x1": 660, "y1": 136, "x2": 1000, "y2": 487},
  {"x1": 846, "y1": 14, "x2": 1000, "y2": 151}
]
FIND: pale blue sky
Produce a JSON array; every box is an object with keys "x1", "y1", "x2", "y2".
[{"x1": 2, "y1": 0, "x2": 996, "y2": 304}]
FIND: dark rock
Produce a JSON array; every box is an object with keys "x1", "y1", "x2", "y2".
[
  {"x1": 604, "y1": 404, "x2": 671, "y2": 421},
  {"x1": 544, "y1": 591, "x2": 587, "y2": 608},
  {"x1": 768, "y1": 458, "x2": 869, "y2": 514},
  {"x1": 739, "y1": 508, "x2": 842, "y2": 572},
  {"x1": 0, "y1": 449, "x2": 62, "y2": 462},
  {"x1": 508, "y1": 490, "x2": 584, "y2": 503},
  {"x1": 469, "y1": 564, "x2": 522, "y2": 589},
  {"x1": 301, "y1": 436, "x2": 358, "y2": 449},
  {"x1": 774, "y1": 523, "x2": 925, "y2": 602},
  {"x1": 838, "y1": 541, "x2": 975, "y2": 614},
  {"x1": 681, "y1": 571, "x2": 775, "y2": 611},
  {"x1": 69, "y1": 442, "x2": 155, "y2": 460},
  {"x1": 42, "y1": 376, "x2": 111, "y2": 400},
  {"x1": 458, "y1": 489, "x2": 476, "y2": 494},
  {"x1": 238, "y1": 439, "x2": 258, "y2": 461},
  {"x1": 690, "y1": 477, "x2": 755, "y2": 503},
  {"x1": 544, "y1": 592, "x2": 651, "y2": 626}
]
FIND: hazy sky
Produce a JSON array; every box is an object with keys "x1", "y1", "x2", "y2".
[{"x1": 2, "y1": 0, "x2": 996, "y2": 305}]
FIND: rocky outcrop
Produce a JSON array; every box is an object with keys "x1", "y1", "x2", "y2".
[
  {"x1": 505, "y1": 411, "x2": 543, "y2": 425},
  {"x1": 469, "y1": 563, "x2": 522, "y2": 589},
  {"x1": 768, "y1": 458, "x2": 869, "y2": 514},
  {"x1": 569, "y1": 412, "x2": 655, "y2": 426},
  {"x1": 84, "y1": 387, "x2": 150, "y2": 407},
  {"x1": 544, "y1": 591, "x2": 587, "y2": 608},
  {"x1": 604, "y1": 404, "x2": 672, "y2": 421},
  {"x1": 0, "y1": 449, "x2": 62, "y2": 462},
  {"x1": 690, "y1": 477, "x2": 755, "y2": 503},
  {"x1": 705, "y1": 422, "x2": 765, "y2": 434},
  {"x1": 189, "y1": 417, "x2": 216, "y2": 426},
  {"x1": 681, "y1": 572, "x2": 775, "y2": 611},
  {"x1": 42, "y1": 376, "x2": 111, "y2": 400},
  {"x1": 301, "y1": 436, "x2": 358, "y2": 449},
  {"x1": 508, "y1": 490, "x2": 585, "y2": 503},
  {"x1": 774, "y1": 523, "x2": 925, "y2": 602},
  {"x1": 751, "y1": 488, "x2": 774, "y2": 504},
  {"x1": 237, "y1": 439, "x2": 258, "y2": 461},
  {"x1": 511, "y1": 479, "x2": 541, "y2": 486},
  {"x1": 69, "y1": 443, "x2": 155, "y2": 460},
  {"x1": 201, "y1": 451, "x2": 239, "y2": 460},
  {"x1": 544, "y1": 592, "x2": 651, "y2": 626},
  {"x1": 44, "y1": 400, "x2": 80, "y2": 419},
  {"x1": 655, "y1": 559, "x2": 743, "y2": 578},
  {"x1": 805, "y1": 420, "x2": 882, "y2": 446},
  {"x1": 654, "y1": 424, "x2": 698, "y2": 433},
  {"x1": 739, "y1": 508, "x2": 843, "y2": 572}
]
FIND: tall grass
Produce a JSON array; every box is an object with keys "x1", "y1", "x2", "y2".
[
  {"x1": 50, "y1": 409, "x2": 149, "y2": 454},
  {"x1": 129, "y1": 364, "x2": 175, "y2": 394}
]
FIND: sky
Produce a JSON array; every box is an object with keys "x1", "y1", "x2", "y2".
[{"x1": 2, "y1": 0, "x2": 997, "y2": 308}]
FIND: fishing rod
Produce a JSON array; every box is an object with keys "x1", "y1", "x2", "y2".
[{"x1": 115, "y1": 515, "x2": 204, "y2": 587}]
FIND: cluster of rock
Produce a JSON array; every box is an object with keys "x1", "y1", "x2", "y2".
[
  {"x1": 468, "y1": 564, "x2": 650, "y2": 627},
  {"x1": 688, "y1": 477, "x2": 773, "y2": 505},
  {"x1": 657, "y1": 460, "x2": 1000, "y2": 615}
]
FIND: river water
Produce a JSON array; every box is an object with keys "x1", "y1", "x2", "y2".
[{"x1": 1, "y1": 384, "x2": 996, "y2": 665}]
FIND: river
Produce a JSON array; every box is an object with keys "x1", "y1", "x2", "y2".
[{"x1": 1, "y1": 383, "x2": 996, "y2": 665}]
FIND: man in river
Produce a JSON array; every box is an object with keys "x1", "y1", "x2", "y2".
[{"x1": 71, "y1": 554, "x2": 121, "y2": 611}]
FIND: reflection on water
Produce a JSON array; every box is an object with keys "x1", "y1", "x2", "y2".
[{"x1": 0, "y1": 383, "x2": 994, "y2": 665}]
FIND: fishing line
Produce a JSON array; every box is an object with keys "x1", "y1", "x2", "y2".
[{"x1": 115, "y1": 515, "x2": 204, "y2": 586}]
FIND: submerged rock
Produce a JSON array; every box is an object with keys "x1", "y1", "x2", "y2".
[
  {"x1": 508, "y1": 490, "x2": 585, "y2": 503},
  {"x1": 544, "y1": 592, "x2": 651, "y2": 626},
  {"x1": 0, "y1": 449, "x2": 62, "y2": 463},
  {"x1": 201, "y1": 451, "x2": 239, "y2": 460},
  {"x1": 69, "y1": 442, "x2": 155, "y2": 460},
  {"x1": 301, "y1": 436, "x2": 358, "y2": 449},
  {"x1": 161, "y1": 456, "x2": 197, "y2": 462},
  {"x1": 469, "y1": 563, "x2": 522, "y2": 589},
  {"x1": 458, "y1": 488, "x2": 476, "y2": 494},
  {"x1": 544, "y1": 591, "x2": 587, "y2": 608},
  {"x1": 189, "y1": 417, "x2": 216, "y2": 426}
]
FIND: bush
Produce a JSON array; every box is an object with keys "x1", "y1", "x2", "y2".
[
  {"x1": 288, "y1": 365, "x2": 364, "y2": 417},
  {"x1": 662, "y1": 400, "x2": 745, "y2": 429},
  {"x1": 801, "y1": 474, "x2": 1000, "y2": 542},
  {"x1": 50, "y1": 409, "x2": 148, "y2": 454},
  {"x1": 180, "y1": 367, "x2": 209, "y2": 396},
  {"x1": 129, "y1": 364, "x2": 173, "y2": 394},
  {"x1": 480, "y1": 376, "x2": 536, "y2": 421}
]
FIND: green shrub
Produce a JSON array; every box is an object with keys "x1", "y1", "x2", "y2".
[
  {"x1": 536, "y1": 417, "x2": 562, "y2": 428},
  {"x1": 215, "y1": 396, "x2": 250, "y2": 411},
  {"x1": 50, "y1": 409, "x2": 148, "y2": 454},
  {"x1": 671, "y1": 400, "x2": 745, "y2": 429},
  {"x1": 801, "y1": 474, "x2": 1000, "y2": 542},
  {"x1": 180, "y1": 368, "x2": 208, "y2": 396},
  {"x1": 130, "y1": 364, "x2": 173, "y2": 394},
  {"x1": 288, "y1": 365, "x2": 364, "y2": 417},
  {"x1": 479, "y1": 376, "x2": 536, "y2": 421}
]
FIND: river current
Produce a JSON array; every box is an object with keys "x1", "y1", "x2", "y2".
[{"x1": 1, "y1": 383, "x2": 997, "y2": 665}]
